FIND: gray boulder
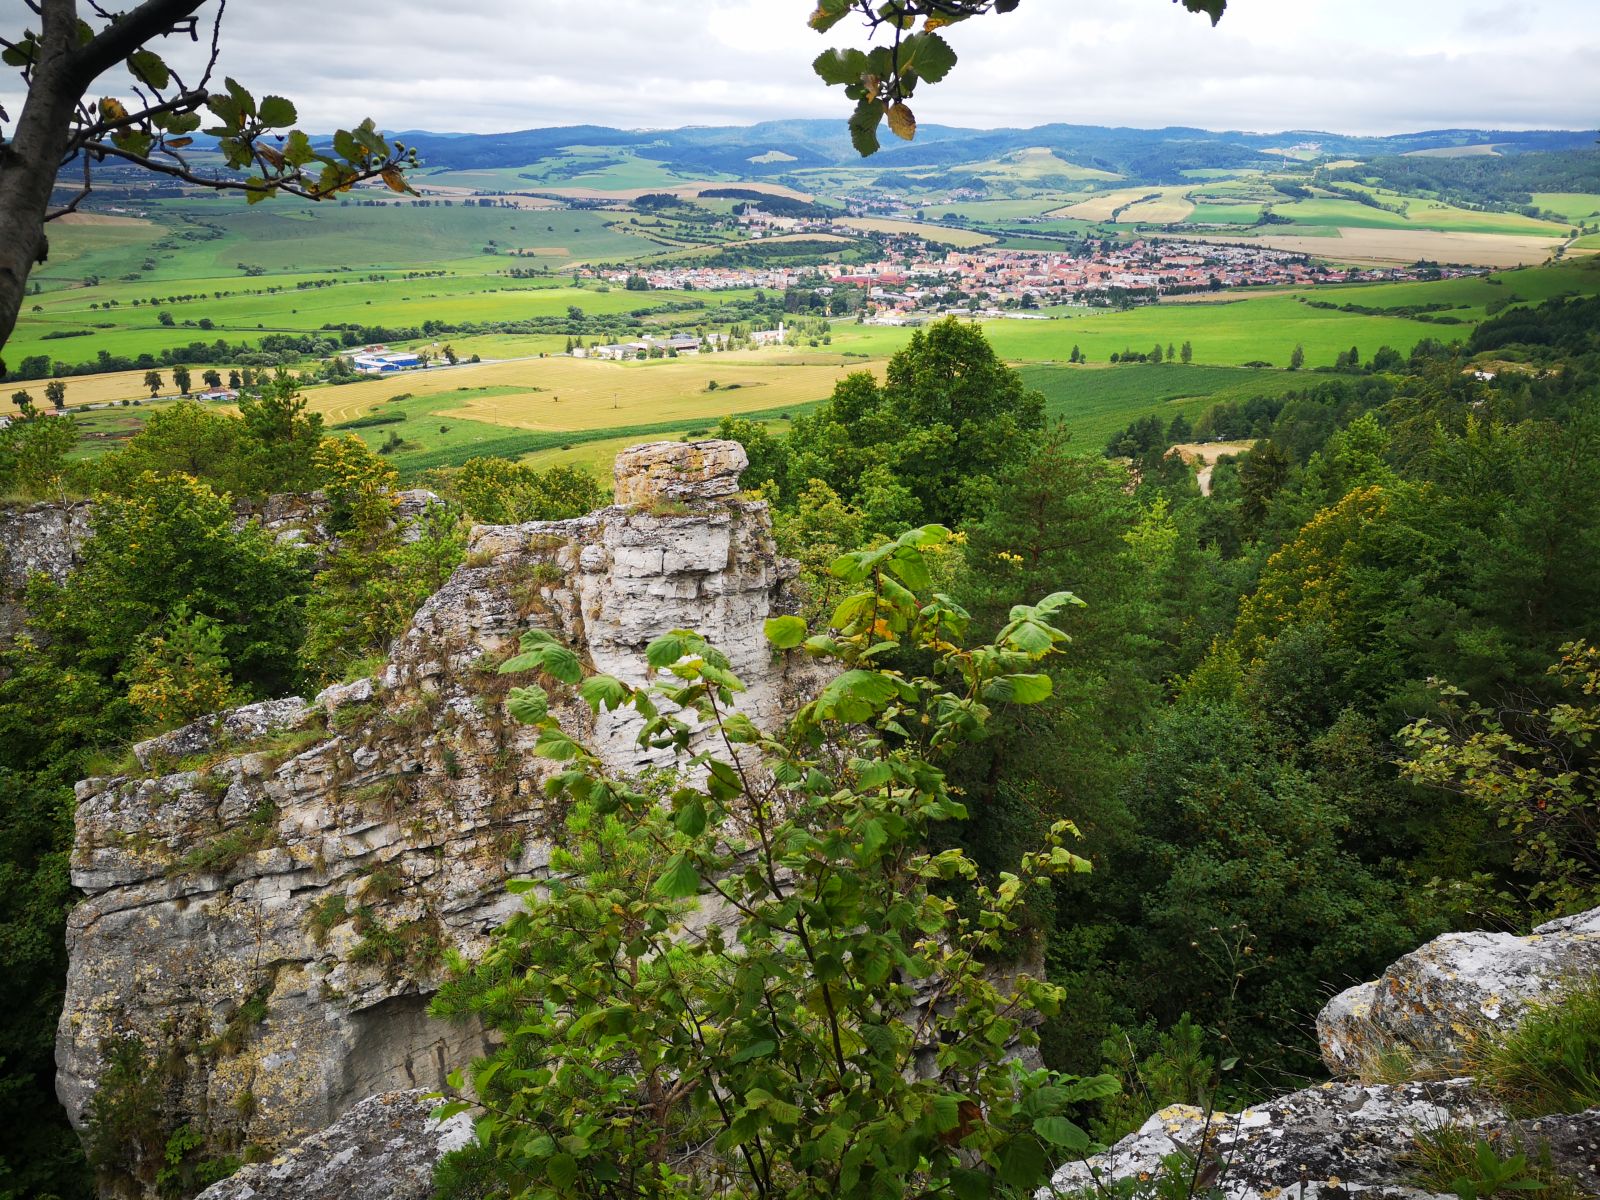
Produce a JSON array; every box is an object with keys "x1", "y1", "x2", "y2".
[
  {"x1": 1042, "y1": 1079, "x2": 1498, "y2": 1200},
  {"x1": 1319, "y1": 907, "x2": 1600, "y2": 1078},
  {"x1": 194, "y1": 1090, "x2": 472, "y2": 1200}
]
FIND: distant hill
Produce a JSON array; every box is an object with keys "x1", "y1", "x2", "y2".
[{"x1": 391, "y1": 120, "x2": 1597, "y2": 183}]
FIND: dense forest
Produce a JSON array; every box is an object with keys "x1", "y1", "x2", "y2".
[
  {"x1": 2, "y1": 293, "x2": 1599, "y2": 1195},
  {"x1": 1329, "y1": 150, "x2": 1600, "y2": 216}
]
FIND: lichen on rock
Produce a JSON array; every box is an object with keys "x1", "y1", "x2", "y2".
[
  {"x1": 192, "y1": 1089, "x2": 472, "y2": 1200},
  {"x1": 1318, "y1": 908, "x2": 1600, "y2": 1079}
]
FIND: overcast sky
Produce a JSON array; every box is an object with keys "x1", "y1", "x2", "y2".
[{"x1": 3, "y1": 0, "x2": 1596, "y2": 137}]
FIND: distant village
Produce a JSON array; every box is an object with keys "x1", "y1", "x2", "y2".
[{"x1": 578, "y1": 210, "x2": 1483, "y2": 323}]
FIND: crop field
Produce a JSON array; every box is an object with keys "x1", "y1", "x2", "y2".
[
  {"x1": 1022, "y1": 363, "x2": 1312, "y2": 446},
  {"x1": 293, "y1": 355, "x2": 883, "y2": 467},
  {"x1": 951, "y1": 148, "x2": 1121, "y2": 185},
  {"x1": 1185, "y1": 202, "x2": 1264, "y2": 225},
  {"x1": 1052, "y1": 189, "x2": 1155, "y2": 221},
  {"x1": 1259, "y1": 191, "x2": 1570, "y2": 237},
  {"x1": 835, "y1": 218, "x2": 996, "y2": 247},
  {"x1": 4, "y1": 367, "x2": 234, "y2": 409},
  {"x1": 1164, "y1": 226, "x2": 1563, "y2": 268},
  {"x1": 6, "y1": 277, "x2": 730, "y2": 370},
  {"x1": 1532, "y1": 193, "x2": 1600, "y2": 222},
  {"x1": 41, "y1": 253, "x2": 1600, "y2": 482},
  {"x1": 969, "y1": 296, "x2": 1475, "y2": 367},
  {"x1": 424, "y1": 357, "x2": 880, "y2": 432},
  {"x1": 1118, "y1": 193, "x2": 1197, "y2": 224},
  {"x1": 919, "y1": 199, "x2": 1065, "y2": 221}
]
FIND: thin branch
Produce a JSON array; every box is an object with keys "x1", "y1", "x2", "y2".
[
  {"x1": 72, "y1": 0, "x2": 209, "y2": 87},
  {"x1": 45, "y1": 150, "x2": 94, "y2": 220}
]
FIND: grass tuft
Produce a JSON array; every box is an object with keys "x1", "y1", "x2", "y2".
[{"x1": 1475, "y1": 976, "x2": 1600, "y2": 1118}]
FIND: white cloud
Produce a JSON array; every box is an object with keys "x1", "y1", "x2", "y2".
[{"x1": 1, "y1": 0, "x2": 1595, "y2": 137}]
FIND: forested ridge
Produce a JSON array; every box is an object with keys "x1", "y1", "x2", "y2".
[{"x1": 2, "y1": 290, "x2": 1599, "y2": 1195}]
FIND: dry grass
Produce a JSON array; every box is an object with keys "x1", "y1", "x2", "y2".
[{"x1": 424, "y1": 355, "x2": 880, "y2": 433}]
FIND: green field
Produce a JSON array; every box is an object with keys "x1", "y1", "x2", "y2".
[
  {"x1": 1185, "y1": 203, "x2": 1265, "y2": 225},
  {"x1": 1266, "y1": 193, "x2": 1569, "y2": 237},
  {"x1": 1023, "y1": 363, "x2": 1312, "y2": 445},
  {"x1": 17, "y1": 156, "x2": 1600, "y2": 490},
  {"x1": 1533, "y1": 193, "x2": 1600, "y2": 222}
]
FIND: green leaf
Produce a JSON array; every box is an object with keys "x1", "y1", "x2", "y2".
[
  {"x1": 654, "y1": 853, "x2": 700, "y2": 898},
  {"x1": 897, "y1": 31, "x2": 958, "y2": 84},
  {"x1": 849, "y1": 99, "x2": 883, "y2": 157},
  {"x1": 579, "y1": 674, "x2": 629, "y2": 713},
  {"x1": 258, "y1": 95, "x2": 297, "y2": 127},
  {"x1": 499, "y1": 643, "x2": 581, "y2": 684},
  {"x1": 646, "y1": 633, "x2": 688, "y2": 669},
  {"x1": 1032, "y1": 1116, "x2": 1090, "y2": 1152},
  {"x1": 673, "y1": 797, "x2": 707, "y2": 838},
  {"x1": 949, "y1": 1168, "x2": 991, "y2": 1200},
  {"x1": 812, "y1": 46, "x2": 869, "y2": 86},
  {"x1": 807, "y1": 0, "x2": 854, "y2": 32},
  {"x1": 764, "y1": 615, "x2": 808, "y2": 649},
  {"x1": 127, "y1": 49, "x2": 170, "y2": 90},
  {"x1": 1179, "y1": 0, "x2": 1229, "y2": 25},
  {"x1": 506, "y1": 685, "x2": 549, "y2": 725},
  {"x1": 731, "y1": 1038, "x2": 776, "y2": 1064},
  {"x1": 818, "y1": 669, "x2": 906, "y2": 724},
  {"x1": 997, "y1": 1134, "x2": 1049, "y2": 1189},
  {"x1": 534, "y1": 727, "x2": 582, "y2": 761},
  {"x1": 546, "y1": 1152, "x2": 578, "y2": 1189},
  {"x1": 984, "y1": 673, "x2": 1053, "y2": 705},
  {"x1": 498, "y1": 652, "x2": 543, "y2": 674},
  {"x1": 223, "y1": 77, "x2": 256, "y2": 117}
]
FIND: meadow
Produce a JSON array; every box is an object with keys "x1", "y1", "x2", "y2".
[{"x1": 13, "y1": 159, "x2": 1600, "y2": 487}]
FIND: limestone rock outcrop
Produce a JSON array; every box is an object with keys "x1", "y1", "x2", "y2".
[
  {"x1": 193, "y1": 1089, "x2": 472, "y2": 1200},
  {"x1": 1041, "y1": 1081, "x2": 1600, "y2": 1200},
  {"x1": 611, "y1": 439, "x2": 747, "y2": 507},
  {"x1": 1042, "y1": 1079, "x2": 1503, "y2": 1200},
  {"x1": 57, "y1": 442, "x2": 815, "y2": 1190},
  {"x1": 1043, "y1": 907, "x2": 1600, "y2": 1199},
  {"x1": 1318, "y1": 907, "x2": 1600, "y2": 1078}
]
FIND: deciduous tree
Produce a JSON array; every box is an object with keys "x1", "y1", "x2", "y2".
[{"x1": 0, "y1": 0, "x2": 417, "y2": 367}]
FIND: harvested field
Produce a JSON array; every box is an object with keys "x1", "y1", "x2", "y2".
[
  {"x1": 1160, "y1": 226, "x2": 1563, "y2": 269},
  {"x1": 1053, "y1": 189, "x2": 1150, "y2": 221},
  {"x1": 835, "y1": 218, "x2": 995, "y2": 247},
  {"x1": 1120, "y1": 195, "x2": 1196, "y2": 224},
  {"x1": 431, "y1": 358, "x2": 879, "y2": 432}
]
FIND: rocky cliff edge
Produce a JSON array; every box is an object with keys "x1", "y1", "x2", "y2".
[{"x1": 55, "y1": 440, "x2": 819, "y2": 1186}]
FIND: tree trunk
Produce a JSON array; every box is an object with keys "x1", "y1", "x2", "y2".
[{"x1": 0, "y1": 1, "x2": 84, "y2": 372}]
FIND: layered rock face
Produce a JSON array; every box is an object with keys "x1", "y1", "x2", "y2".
[{"x1": 57, "y1": 441, "x2": 815, "y2": 1191}]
